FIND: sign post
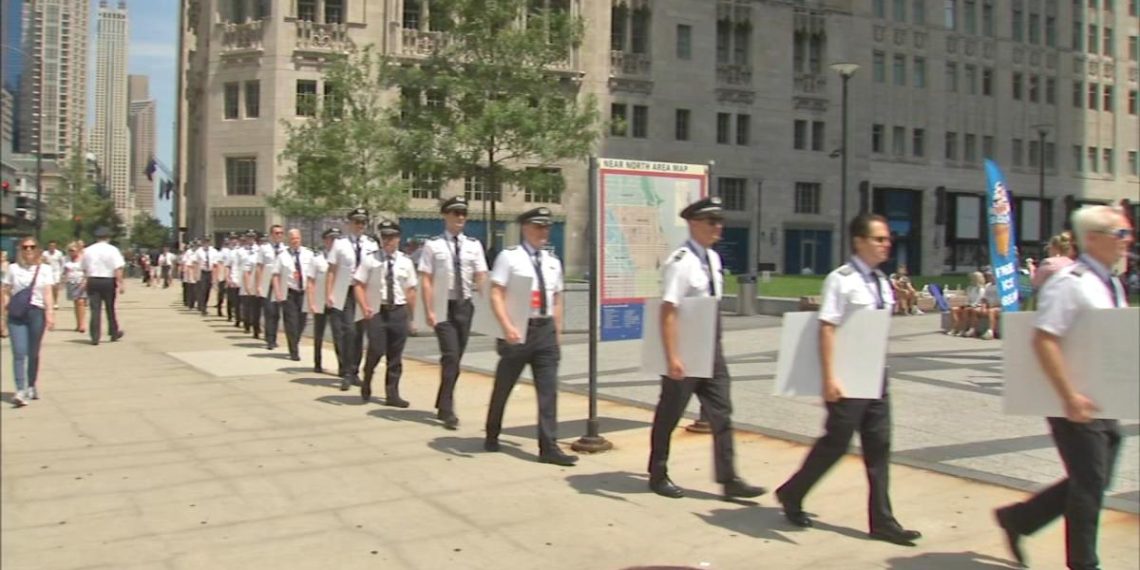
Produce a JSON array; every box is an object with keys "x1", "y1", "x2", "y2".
[{"x1": 572, "y1": 156, "x2": 612, "y2": 453}]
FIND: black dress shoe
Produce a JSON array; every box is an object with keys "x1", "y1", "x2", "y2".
[
  {"x1": 722, "y1": 477, "x2": 767, "y2": 500},
  {"x1": 994, "y1": 508, "x2": 1027, "y2": 567},
  {"x1": 775, "y1": 489, "x2": 812, "y2": 527},
  {"x1": 649, "y1": 476, "x2": 685, "y2": 499},
  {"x1": 538, "y1": 450, "x2": 579, "y2": 467},
  {"x1": 360, "y1": 382, "x2": 372, "y2": 402},
  {"x1": 339, "y1": 377, "x2": 351, "y2": 392},
  {"x1": 350, "y1": 374, "x2": 362, "y2": 387},
  {"x1": 384, "y1": 395, "x2": 410, "y2": 408},
  {"x1": 440, "y1": 413, "x2": 459, "y2": 430},
  {"x1": 289, "y1": 354, "x2": 301, "y2": 361},
  {"x1": 313, "y1": 365, "x2": 323, "y2": 374},
  {"x1": 869, "y1": 526, "x2": 922, "y2": 546},
  {"x1": 111, "y1": 331, "x2": 124, "y2": 342},
  {"x1": 484, "y1": 438, "x2": 500, "y2": 452}
]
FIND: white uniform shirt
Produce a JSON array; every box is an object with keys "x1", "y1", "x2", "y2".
[
  {"x1": 417, "y1": 231, "x2": 488, "y2": 300},
  {"x1": 226, "y1": 247, "x2": 243, "y2": 287},
  {"x1": 159, "y1": 252, "x2": 175, "y2": 267},
  {"x1": 329, "y1": 233, "x2": 379, "y2": 291},
  {"x1": 661, "y1": 240, "x2": 724, "y2": 305},
  {"x1": 81, "y1": 242, "x2": 126, "y2": 278},
  {"x1": 195, "y1": 246, "x2": 219, "y2": 274},
  {"x1": 4, "y1": 263, "x2": 57, "y2": 308},
  {"x1": 309, "y1": 250, "x2": 331, "y2": 280},
  {"x1": 355, "y1": 250, "x2": 418, "y2": 305},
  {"x1": 817, "y1": 257, "x2": 896, "y2": 326},
  {"x1": 490, "y1": 243, "x2": 563, "y2": 317},
  {"x1": 218, "y1": 247, "x2": 233, "y2": 277},
  {"x1": 275, "y1": 246, "x2": 316, "y2": 292},
  {"x1": 237, "y1": 246, "x2": 259, "y2": 295},
  {"x1": 259, "y1": 242, "x2": 285, "y2": 274},
  {"x1": 1035, "y1": 255, "x2": 1128, "y2": 337},
  {"x1": 43, "y1": 249, "x2": 65, "y2": 274}
]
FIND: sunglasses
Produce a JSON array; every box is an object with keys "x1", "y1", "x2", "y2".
[
  {"x1": 1099, "y1": 228, "x2": 1132, "y2": 240},
  {"x1": 20, "y1": 244, "x2": 37, "y2": 250},
  {"x1": 864, "y1": 236, "x2": 893, "y2": 244}
]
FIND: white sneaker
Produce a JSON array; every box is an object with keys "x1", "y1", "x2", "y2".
[
  {"x1": 12, "y1": 391, "x2": 28, "y2": 407},
  {"x1": 911, "y1": 308, "x2": 925, "y2": 315},
  {"x1": 28, "y1": 386, "x2": 38, "y2": 400},
  {"x1": 981, "y1": 330, "x2": 995, "y2": 340}
]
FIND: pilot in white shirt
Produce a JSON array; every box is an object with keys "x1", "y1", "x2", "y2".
[
  {"x1": 272, "y1": 228, "x2": 315, "y2": 362},
  {"x1": 353, "y1": 220, "x2": 417, "y2": 405},
  {"x1": 325, "y1": 208, "x2": 380, "y2": 389}
]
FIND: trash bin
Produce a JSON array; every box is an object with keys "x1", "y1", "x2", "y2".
[{"x1": 737, "y1": 274, "x2": 758, "y2": 316}]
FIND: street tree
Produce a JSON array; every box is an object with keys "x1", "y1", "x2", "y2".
[
  {"x1": 129, "y1": 213, "x2": 170, "y2": 250},
  {"x1": 386, "y1": 0, "x2": 601, "y2": 252},
  {"x1": 40, "y1": 153, "x2": 125, "y2": 245}
]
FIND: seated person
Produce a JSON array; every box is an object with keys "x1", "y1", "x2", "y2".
[
  {"x1": 949, "y1": 271, "x2": 985, "y2": 336},
  {"x1": 890, "y1": 265, "x2": 923, "y2": 315},
  {"x1": 973, "y1": 272, "x2": 1001, "y2": 340}
]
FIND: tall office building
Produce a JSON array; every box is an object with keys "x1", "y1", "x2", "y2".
[
  {"x1": 128, "y1": 74, "x2": 156, "y2": 217},
  {"x1": 2, "y1": 0, "x2": 25, "y2": 153},
  {"x1": 92, "y1": 0, "x2": 132, "y2": 223},
  {"x1": 179, "y1": 1, "x2": 1139, "y2": 275},
  {"x1": 14, "y1": 0, "x2": 88, "y2": 161}
]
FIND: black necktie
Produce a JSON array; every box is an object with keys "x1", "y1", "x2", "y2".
[
  {"x1": 386, "y1": 255, "x2": 396, "y2": 305},
  {"x1": 532, "y1": 249, "x2": 548, "y2": 316},
  {"x1": 872, "y1": 274, "x2": 885, "y2": 309},
  {"x1": 452, "y1": 235, "x2": 463, "y2": 298},
  {"x1": 703, "y1": 253, "x2": 715, "y2": 297},
  {"x1": 293, "y1": 250, "x2": 303, "y2": 291},
  {"x1": 353, "y1": 238, "x2": 361, "y2": 269},
  {"x1": 1105, "y1": 276, "x2": 1122, "y2": 308}
]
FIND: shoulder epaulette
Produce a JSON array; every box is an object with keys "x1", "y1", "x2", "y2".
[
  {"x1": 671, "y1": 249, "x2": 688, "y2": 262},
  {"x1": 466, "y1": 236, "x2": 480, "y2": 242},
  {"x1": 836, "y1": 264, "x2": 855, "y2": 276},
  {"x1": 506, "y1": 245, "x2": 521, "y2": 251},
  {"x1": 1071, "y1": 264, "x2": 1088, "y2": 276}
]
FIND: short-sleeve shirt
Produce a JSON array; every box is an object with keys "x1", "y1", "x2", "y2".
[
  {"x1": 195, "y1": 246, "x2": 218, "y2": 273},
  {"x1": 62, "y1": 259, "x2": 85, "y2": 284},
  {"x1": 354, "y1": 250, "x2": 418, "y2": 305},
  {"x1": 81, "y1": 242, "x2": 126, "y2": 278},
  {"x1": 417, "y1": 231, "x2": 488, "y2": 300},
  {"x1": 661, "y1": 241, "x2": 723, "y2": 306},
  {"x1": 42, "y1": 249, "x2": 65, "y2": 273},
  {"x1": 1035, "y1": 255, "x2": 1128, "y2": 337},
  {"x1": 275, "y1": 246, "x2": 316, "y2": 291},
  {"x1": 329, "y1": 234, "x2": 380, "y2": 289},
  {"x1": 237, "y1": 247, "x2": 259, "y2": 295},
  {"x1": 4, "y1": 263, "x2": 57, "y2": 308},
  {"x1": 490, "y1": 243, "x2": 563, "y2": 318},
  {"x1": 258, "y1": 242, "x2": 286, "y2": 275},
  {"x1": 817, "y1": 257, "x2": 895, "y2": 326}
]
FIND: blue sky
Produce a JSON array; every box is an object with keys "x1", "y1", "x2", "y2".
[{"x1": 89, "y1": 0, "x2": 179, "y2": 224}]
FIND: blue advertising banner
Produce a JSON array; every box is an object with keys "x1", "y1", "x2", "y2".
[{"x1": 984, "y1": 159, "x2": 1021, "y2": 313}]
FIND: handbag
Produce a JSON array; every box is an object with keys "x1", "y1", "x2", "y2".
[{"x1": 7, "y1": 264, "x2": 41, "y2": 321}]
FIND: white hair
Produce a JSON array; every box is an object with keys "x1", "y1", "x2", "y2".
[{"x1": 1070, "y1": 205, "x2": 1123, "y2": 250}]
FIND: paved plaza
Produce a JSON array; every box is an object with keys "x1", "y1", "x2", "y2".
[{"x1": 2, "y1": 285, "x2": 1138, "y2": 570}]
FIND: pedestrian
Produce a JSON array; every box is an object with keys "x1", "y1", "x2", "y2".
[
  {"x1": 139, "y1": 252, "x2": 152, "y2": 287},
  {"x1": 994, "y1": 205, "x2": 1132, "y2": 570},
  {"x1": 259, "y1": 225, "x2": 286, "y2": 350},
  {"x1": 0, "y1": 250, "x2": 8, "y2": 339},
  {"x1": 2, "y1": 236, "x2": 56, "y2": 406},
  {"x1": 417, "y1": 196, "x2": 488, "y2": 430},
  {"x1": 482, "y1": 207, "x2": 578, "y2": 466},
  {"x1": 1032, "y1": 231, "x2": 1076, "y2": 289},
  {"x1": 80, "y1": 227, "x2": 126, "y2": 345},
  {"x1": 646, "y1": 197, "x2": 765, "y2": 500},
  {"x1": 273, "y1": 228, "x2": 314, "y2": 362},
  {"x1": 775, "y1": 213, "x2": 922, "y2": 546},
  {"x1": 196, "y1": 237, "x2": 218, "y2": 316},
  {"x1": 216, "y1": 234, "x2": 234, "y2": 317},
  {"x1": 308, "y1": 228, "x2": 341, "y2": 374},
  {"x1": 62, "y1": 242, "x2": 87, "y2": 333},
  {"x1": 181, "y1": 243, "x2": 197, "y2": 309},
  {"x1": 238, "y1": 230, "x2": 261, "y2": 337},
  {"x1": 41, "y1": 240, "x2": 65, "y2": 310},
  {"x1": 353, "y1": 220, "x2": 417, "y2": 406},
  {"x1": 326, "y1": 209, "x2": 379, "y2": 391},
  {"x1": 222, "y1": 234, "x2": 240, "y2": 323},
  {"x1": 159, "y1": 245, "x2": 175, "y2": 288}
]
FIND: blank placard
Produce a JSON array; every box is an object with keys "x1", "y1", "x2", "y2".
[
  {"x1": 472, "y1": 275, "x2": 535, "y2": 343},
  {"x1": 640, "y1": 297, "x2": 718, "y2": 379},
  {"x1": 774, "y1": 310, "x2": 891, "y2": 399}
]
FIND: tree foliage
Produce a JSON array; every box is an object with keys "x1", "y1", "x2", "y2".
[
  {"x1": 40, "y1": 153, "x2": 125, "y2": 245},
  {"x1": 129, "y1": 213, "x2": 170, "y2": 250}
]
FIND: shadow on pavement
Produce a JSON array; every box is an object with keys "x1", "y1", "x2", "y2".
[
  {"x1": 290, "y1": 377, "x2": 341, "y2": 389},
  {"x1": 247, "y1": 352, "x2": 292, "y2": 361},
  {"x1": 695, "y1": 506, "x2": 800, "y2": 544},
  {"x1": 278, "y1": 367, "x2": 321, "y2": 375},
  {"x1": 427, "y1": 435, "x2": 525, "y2": 460},
  {"x1": 232, "y1": 342, "x2": 266, "y2": 349},
  {"x1": 564, "y1": 470, "x2": 649, "y2": 502},
  {"x1": 501, "y1": 416, "x2": 650, "y2": 439},
  {"x1": 367, "y1": 407, "x2": 439, "y2": 427},
  {"x1": 223, "y1": 335, "x2": 249, "y2": 340},
  {"x1": 883, "y1": 551, "x2": 1018, "y2": 569},
  {"x1": 314, "y1": 394, "x2": 362, "y2": 406},
  {"x1": 64, "y1": 339, "x2": 94, "y2": 345}
]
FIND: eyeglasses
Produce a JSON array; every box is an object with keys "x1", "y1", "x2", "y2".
[
  {"x1": 864, "y1": 236, "x2": 892, "y2": 244},
  {"x1": 20, "y1": 245, "x2": 36, "y2": 250},
  {"x1": 1098, "y1": 228, "x2": 1133, "y2": 240}
]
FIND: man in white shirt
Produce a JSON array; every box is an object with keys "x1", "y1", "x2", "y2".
[
  {"x1": 159, "y1": 246, "x2": 175, "y2": 288},
  {"x1": 483, "y1": 207, "x2": 576, "y2": 466},
  {"x1": 273, "y1": 228, "x2": 315, "y2": 362},
  {"x1": 224, "y1": 234, "x2": 243, "y2": 327},
  {"x1": 354, "y1": 220, "x2": 417, "y2": 406},
  {"x1": 196, "y1": 237, "x2": 219, "y2": 316},
  {"x1": 417, "y1": 196, "x2": 488, "y2": 430},
  {"x1": 326, "y1": 208, "x2": 379, "y2": 390},
  {"x1": 42, "y1": 240, "x2": 65, "y2": 310},
  {"x1": 180, "y1": 243, "x2": 197, "y2": 309},
  {"x1": 80, "y1": 227, "x2": 126, "y2": 345},
  {"x1": 257, "y1": 225, "x2": 286, "y2": 349},
  {"x1": 308, "y1": 228, "x2": 341, "y2": 374},
  {"x1": 238, "y1": 230, "x2": 262, "y2": 337},
  {"x1": 215, "y1": 234, "x2": 235, "y2": 318},
  {"x1": 994, "y1": 205, "x2": 1133, "y2": 569}
]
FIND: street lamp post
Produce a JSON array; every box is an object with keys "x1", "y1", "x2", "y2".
[
  {"x1": 1031, "y1": 124, "x2": 1052, "y2": 245},
  {"x1": 830, "y1": 62, "x2": 860, "y2": 261}
]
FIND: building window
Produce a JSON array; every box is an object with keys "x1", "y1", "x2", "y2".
[
  {"x1": 982, "y1": 0, "x2": 994, "y2": 36},
  {"x1": 982, "y1": 67, "x2": 993, "y2": 95},
  {"x1": 946, "y1": 131, "x2": 959, "y2": 160},
  {"x1": 1131, "y1": 0, "x2": 1138, "y2": 16},
  {"x1": 983, "y1": 135, "x2": 994, "y2": 158},
  {"x1": 464, "y1": 172, "x2": 501, "y2": 202},
  {"x1": 946, "y1": 62, "x2": 958, "y2": 92},
  {"x1": 1073, "y1": 145, "x2": 1083, "y2": 172},
  {"x1": 630, "y1": 7, "x2": 651, "y2": 54},
  {"x1": 1088, "y1": 25, "x2": 1098, "y2": 54},
  {"x1": 736, "y1": 114, "x2": 751, "y2": 145},
  {"x1": 1088, "y1": 83, "x2": 1099, "y2": 109},
  {"x1": 718, "y1": 177, "x2": 747, "y2": 211},
  {"x1": 297, "y1": 0, "x2": 316, "y2": 22},
  {"x1": 224, "y1": 82, "x2": 240, "y2": 120},
  {"x1": 675, "y1": 109, "x2": 690, "y2": 141},
  {"x1": 610, "y1": 4, "x2": 626, "y2": 51},
  {"x1": 1028, "y1": 12, "x2": 1040, "y2": 44},
  {"x1": 1028, "y1": 75, "x2": 1039, "y2": 102},
  {"x1": 873, "y1": 51, "x2": 886, "y2": 83},
  {"x1": 794, "y1": 182, "x2": 822, "y2": 214},
  {"x1": 1129, "y1": 89, "x2": 1138, "y2": 114},
  {"x1": 964, "y1": 134, "x2": 977, "y2": 162},
  {"x1": 1103, "y1": 85, "x2": 1114, "y2": 111},
  {"x1": 1088, "y1": 146, "x2": 1099, "y2": 172},
  {"x1": 914, "y1": 57, "x2": 927, "y2": 88},
  {"x1": 1103, "y1": 148, "x2": 1113, "y2": 174},
  {"x1": 323, "y1": 82, "x2": 344, "y2": 118},
  {"x1": 1012, "y1": 72, "x2": 1023, "y2": 100},
  {"x1": 964, "y1": 0, "x2": 977, "y2": 34},
  {"x1": 1028, "y1": 140, "x2": 1041, "y2": 167},
  {"x1": 1045, "y1": 77, "x2": 1056, "y2": 105},
  {"x1": 1128, "y1": 150, "x2": 1139, "y2": 176},
  {"x1": 523, "y1": 167, "x2": 563, "y2": 204},
  {"x1": 913, "y1": 0, "x2": 926, "y2": 24},
  {"x1": 610, "y1": 103, "x2": 627, "y2": 136},
  {"x1": 1103, "y1": 27, "x2": 1113, "y2": 56},
  {"x1": 874, "y1": 0, "x2": 886, "y2": 18},
  {"x1": 965, "y1": 64, "x2": 977, "y2": 95},
  {"x1": 1045, "y1": 142, "x2": 1056, "y2": 169},
  {"x1": 405, "y1": 170, "x2": 440, "y2": 199},
  {"x1": 873, "y1": 124, "x2": 885, "y2": 153},
  {"x1": 632, "y1": 105, "x2": 648, "y2": 138},
  {"x1": 1073, "y1": 21, "x2": 1084, "y2": 51},
  {"x1": 403, "y1": 0, "x2": 420, "y2": 29},
  {"x1": 945, "y1": 0, "x2": 958, "y2": 29},
  {"x1": 1045, "y1": 15, "x2": 1057, "y2": 47},
  {"x1": 913, "y1": 128, "x2": 926, "y2": 157},
  {"x1": 1073, "y1": 81, "x2": 1084, "y2": 107},
  {"x1": 676, "y1": 24, "x2": 692, "y2": 60},
  {"x1": 794, "y1": 120, "x2": 808, "y2": 150},
  {"x1": 325, "y1": 0, "x2": 344, "y2": 25},
  {"x1": 716, "y1": 13, "x2": 752, "y2": 65},
  {"x1": 811, "y1": 121, "x2": 825, "y2": 152},
  {"x1": 244, "y1": 81, "x2": 260, "y2": 118},
  {"x1": 1129, "y1": 35, "x2": 1138, "y2": 61},
  {"x1": 893, "y1": 54, "x2": 907, "y2": 86},
  {"x1": 296, "y1": 79, "x2": 318, "y2": 117},
  {"x1": 225, "y1": 157, "x2": 257, "y2": 196},
  {"x1": 1012, "y1": 138, "x2": 1024, "y2": 166},
  {"x1": 893, "y1": 0, "x2": 907, "y2": 21},
  {"x1": 892, "y1": 126, "x2": 906, "y2": 156},
  {"x1": 717, "y1": 113, "x2": 731, "y2": 144}
]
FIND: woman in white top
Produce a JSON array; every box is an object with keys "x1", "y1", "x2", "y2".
[
  {"x1": 1, "y1": 236, "x2": 57, "y2": 407},
  {"x1": 63, "y1": 241, "x2": 87, "y2": 333},
  {"x1": 948, "y1": 272, "x2": 986, "y2": 336},
  {"x1": 0, "y1": 250, "x2": 8, "y2": 338}
]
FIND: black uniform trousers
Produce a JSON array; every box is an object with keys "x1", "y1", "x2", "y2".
[
  {"x1": 776, "y1": 383, "x2": 896, "y2": 532},
  {"x1": 86, "y1": 277, "x2": 121, "y2": 343},
  {"x1": 329, "y1": 291, "x2": 365, "y2": 378},
  {"x1": 485, "y1": 319, "x2": 560, "y2": 453},
  {"x1": 263, "y1": 284, "x2": 282, "y2": 347},
  {"x1": 363, "y1": 305, "x2": 409, "y2": 397},
  {"x1": 216, "y1": 279, "x2": 227, "y2": 316},
  {"x1": 226, "y1": 285, "x2": 240, "y2": 323},
  {"x1": 434, "y1": 299, "x2": 474, "y2": 414},
  {"x1": 648, "y1": 335, "x2": 736, "y2": 483},
  {"x1": 999, "y1": 418, "x2": 1121, "y2": 570},
  {"x1": 197, "y1": 270, "x2": 212, "y2": 315},
  {"x1": 241, "y1": 294, "x2": 262, "y2": 336},
  {"x1": 182, "y1": 280, "x2": 194, "y2": 308},
  {"x1": 312, "y1": 311, "x2": 338, "y2": 370},
  {"x1": 161, "y1": 266, "x2": 171, "y2": 288},
  {"x1": 280, "y1": 289, "x2": 307, "y2": 359}
]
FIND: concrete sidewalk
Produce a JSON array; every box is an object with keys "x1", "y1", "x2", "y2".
[{"x1": 2, "y1": 286, "x2": 1137, "y2": 570}]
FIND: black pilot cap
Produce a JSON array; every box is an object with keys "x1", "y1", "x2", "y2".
[{"x1": 680, "y1": 196, "x2": 725, "y2": 220}]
